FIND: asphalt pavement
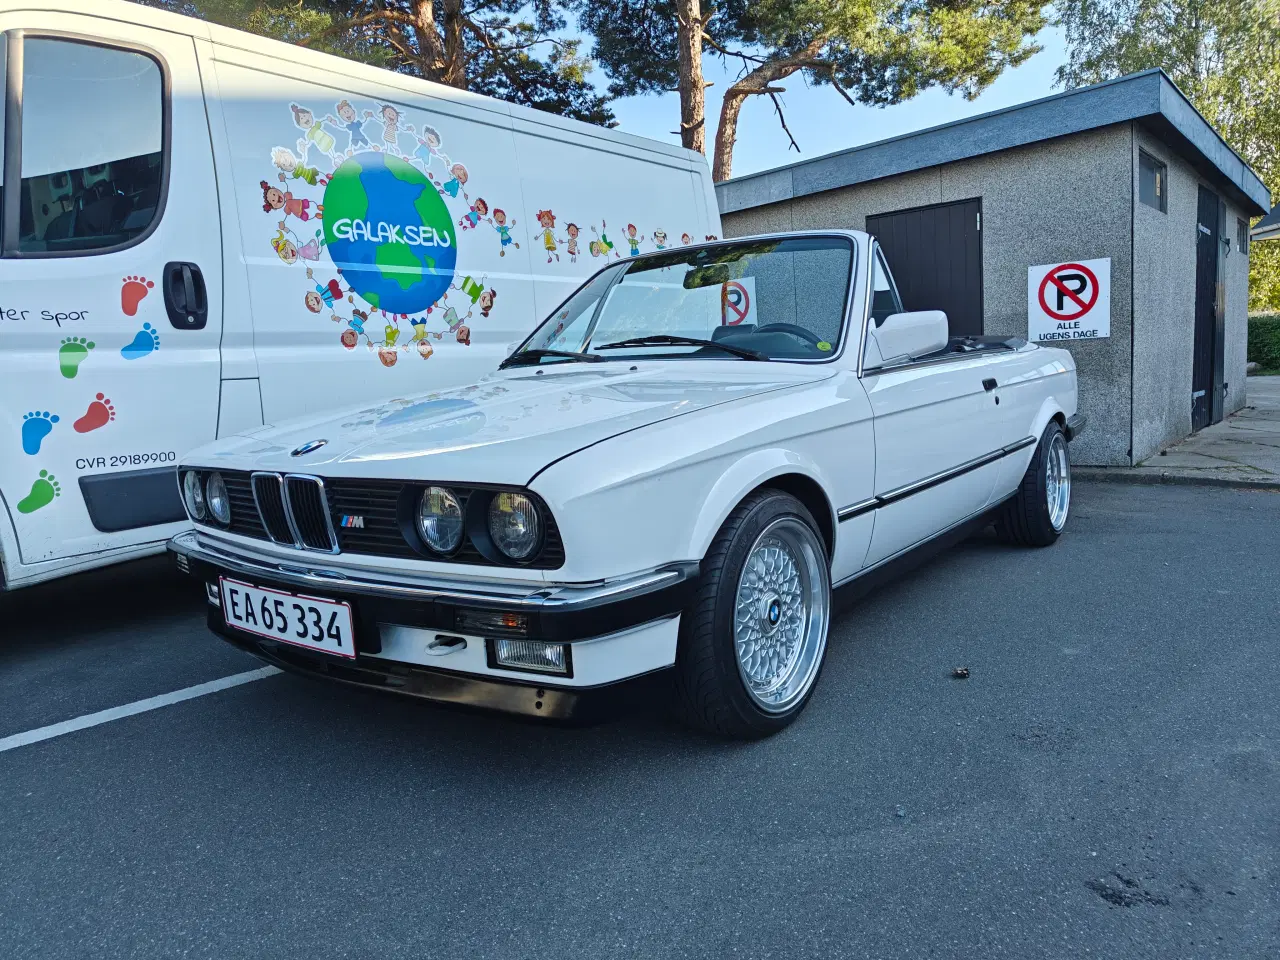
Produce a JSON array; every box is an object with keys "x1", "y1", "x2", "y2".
[{"x1": 1, "y1": 482, "x2": 1277, "y2": 959}]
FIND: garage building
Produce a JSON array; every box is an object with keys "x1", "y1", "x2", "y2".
[{"x1": 715, "y1": 69, "x2": 1271, "y2": 466}]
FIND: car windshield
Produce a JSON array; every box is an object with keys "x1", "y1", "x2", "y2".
[{"x1": 507, "y1": 236, "x2": 854, "y2": 365}]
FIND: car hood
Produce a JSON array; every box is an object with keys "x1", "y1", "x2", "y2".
[{"x1": 186, "y1": 362, "x2": 834, "y2": 484}]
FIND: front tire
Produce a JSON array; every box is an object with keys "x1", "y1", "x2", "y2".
[
  {"x1": 673, "y1": 490, "x2": 831, "y2": 739},
  {"x1": 996, "y1": 420, "x2": 1071, "y2": 546}
]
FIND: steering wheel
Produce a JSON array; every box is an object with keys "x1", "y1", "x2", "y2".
[{"x1": 752, "y1": 322, "x2": 823, "y2": 346}]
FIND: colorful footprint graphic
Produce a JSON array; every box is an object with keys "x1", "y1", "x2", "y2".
[
  {"x1": 21, "y1": 411, "x2": 59, "y2": 455},
  {"x1": 121, "y1": 322, "x2": 160, "y2": 360},
  {"x1": 74, "y1": 394, "x2": 115, "y2": 433},
  {"x1": 17, "y1": 470, "x2": 60, "y2": 514},
  {"x1": 59, "y1": 337, "x2": 95, "y2": 379},
  {"x1": 121, "y1": 276, "x2": 154, "y2": 317}
]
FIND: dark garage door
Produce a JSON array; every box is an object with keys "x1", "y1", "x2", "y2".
[{"x1": 866, "y1": 198, "x2": 983, "y2": 337}]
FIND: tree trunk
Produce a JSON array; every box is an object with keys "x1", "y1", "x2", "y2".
[
  {"x1": 441, "y1": 0, "x2": 467, "y2": 88},
  {"x1": 711, "y1": 40, "x2": 825, "y2": 181},
  {"x1": 411, "y1": 0, "x2": 447, "y2": 81},
  {"x1": 675, "y1": 0, "x2": 706, "y2": 154}
]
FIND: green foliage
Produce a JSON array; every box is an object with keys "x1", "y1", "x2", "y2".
[
  {"x1": 1248, "y1": 313, "x2": 1280, "y2": 370},
  {"x1": 131, "y1": 0, "x2": 614, "y2": 125},
  {"x1": 1056, "y1": 0, "x2": 1280, "y2": 308},
  {"x1": 1250, "y1": 238, "x2": 1280, "y2": 313},
  {"x1": 582, "y1": 0, "x2": 1047, "y2": 102}
]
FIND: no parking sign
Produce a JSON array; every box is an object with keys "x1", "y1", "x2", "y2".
[
  {"x1": 721, "y1": 278, "x2": 757, "y2": 326},
  {"x1": 1027, "y1": 258, "x2": 1110, "y2": 343}
]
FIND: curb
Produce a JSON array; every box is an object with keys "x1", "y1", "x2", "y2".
[{"x1": 1074, "y1": 467, "x2": 1280, "y2": 492}]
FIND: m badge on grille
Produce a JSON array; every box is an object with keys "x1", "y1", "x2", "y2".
[{"x1": 340, "y1": 515, "x2": 365, "y2": 529}]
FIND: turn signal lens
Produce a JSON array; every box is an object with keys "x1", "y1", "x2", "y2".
[
  {"x1": 182, "y1": 470, "x2": 206, "y2": 521},
  {"x1": 456, "y1": 609, "x2": 528, "y2": 637},
  {"x1": 493, "y1": 638, "x2": 569, "y2": 675}
]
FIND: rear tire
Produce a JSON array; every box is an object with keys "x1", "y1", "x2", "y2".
[
  {"x1": 673, "y1": 490, "x2": 831, "y2": 739},
  {"x1": 996, "y1": 420, "x2": 1071, "y2": 547}
]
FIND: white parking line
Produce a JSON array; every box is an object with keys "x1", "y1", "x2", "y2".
[{"x1": 0, "y1": 666, "x2": 281, "y2": 754}]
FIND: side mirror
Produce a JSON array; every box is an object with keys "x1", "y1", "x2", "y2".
[{"x1": 864, "y1": 311, "x2": 948, "y2": 367}]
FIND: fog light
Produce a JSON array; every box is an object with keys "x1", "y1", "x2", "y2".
[
  {"x1": 492, "y1": 638, "x2": 569, "y2": 675},
  {"x1": 457, "y1": 609, "x2": 528, "y2": 637},
  {"x1": 205, "y1": 582, "x2": 221, "y2": 607}
]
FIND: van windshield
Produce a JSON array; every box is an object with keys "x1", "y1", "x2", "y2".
[{"x1": 505, "y1": 237, "x2": 854, "y2": 366}]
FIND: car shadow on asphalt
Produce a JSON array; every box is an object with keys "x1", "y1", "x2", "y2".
[{"x1": 0, "y1": 554, "x2": 205, "y2": 659}]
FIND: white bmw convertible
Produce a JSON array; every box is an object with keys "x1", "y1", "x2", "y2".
[{"x1": 170, "y1": 232, "x2": 1083, "y2": 738}]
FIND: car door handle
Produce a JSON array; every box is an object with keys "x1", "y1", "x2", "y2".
[
  {"x1": 162, "y1": 262, "x2": 208, "y2": 330},
  {"x1": 982, "y1": 378, "x2": 998, "y2": 392}
]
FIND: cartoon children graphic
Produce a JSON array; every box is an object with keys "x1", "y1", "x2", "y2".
[
  {"x1": 453, "y1": 274, "x2": 487, "y2": 307},
  {"x1": 271, "y1": 228, "x2": 299, "y2": 265},
  {"x1": 681, "y1": 232, "x2": 693, "y2": 245},
  {"x1": 365, "y1": 103, "x2": 406, "y2": 154},
  {"x1": 492, "y1": 209, "x2": 519, "y2": 256},
  {"x1": 261, "y1": 180, "x2": 314, "y2": 221},
  {"x1": 291, "y1": 104, "x2": 336, "y2": 161},
  {"x1": 565, "y1": 223, "x2": 581, "y2": 262},
  {"x1": 440, "y1": 303, "x2": 472, "y2": 344},
  {"x1": 432, "y1": 163, "x2": 469, "y2": 200},
  {"x1": 348, "y1": 307, "x2": 369, "y2": 337},
  {"x1": 590, "y1": 221, "x2": 618, "y2": 258},
  {"x1": 625, "y1": 223, "x2": 645, "y2": 256},
  {"x1": 460, "y1": 198, "x2": 488, "y2": 230},
  {"x1": 326, "y1": 100, "x2": 371, "y2": 153},
  {"x1": 271, "y1": 147, "x2": 325, "y2": 187},
  {"x1": 653, "y1": 229, "x2": 668, "y2": 250},
  {"x1": 304, "y1": 267, "x2": 345, "y2": 313},
  {"x1": 413, "y1": 125, "x2": 448, "y2": 172},
  {"x1": 536, "y1": 209, "x2": 560, "y2": 263},
  {"x1": 479, "y1": 289, "x2": 497, "y2": 318},
  {"x1": 275, "y1": 222, "x2": 323, "y2": 262}
]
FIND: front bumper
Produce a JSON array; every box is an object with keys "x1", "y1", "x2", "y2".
[{"x1": 169, "y1": 530, "x2": 697, "y2": 719}]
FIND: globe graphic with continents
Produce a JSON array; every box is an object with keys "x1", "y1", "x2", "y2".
[{"x1": 322, "y1": 152, "x2": 458, "y2": 314}]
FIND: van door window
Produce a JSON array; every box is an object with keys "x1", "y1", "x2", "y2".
[
  {"x1": 18, "y1": 39, "x2": 163, "y2": 253},
  {"x1": 871, "y1": 249, "x2": 903, "y2": 325}
]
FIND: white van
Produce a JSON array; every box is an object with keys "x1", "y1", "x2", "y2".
[{"x1": 0, "y1": 0, "x2": 720, "y2": 590}]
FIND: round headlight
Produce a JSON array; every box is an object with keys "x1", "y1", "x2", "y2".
[
  {"x1": 417, "y1": 486, "x2": 464, "y2": 554},
  {"x1": 206, "y1": 472, "x2": 231, "y2": 526},
  {"x1": 488, "y1": 491, "x2": 541, "y2": 560},
  {"x1": 182, "y1": 470, "x2": 206, "y2": 521}
]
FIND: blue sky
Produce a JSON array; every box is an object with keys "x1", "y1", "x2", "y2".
[{"x1": 602, "y1": 25, "x2": 1069, "y2": 179}]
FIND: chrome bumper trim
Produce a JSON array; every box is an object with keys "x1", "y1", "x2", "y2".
[{"x1": 168, "y1": 529, "x2": 693, "y2": 611}]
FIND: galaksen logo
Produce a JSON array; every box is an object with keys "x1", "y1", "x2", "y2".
[{"x1": 329, "y1": 218, "x2": 452, "y2": 248}]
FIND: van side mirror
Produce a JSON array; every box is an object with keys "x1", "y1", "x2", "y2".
[{"x1": 864, "y1": 311, "x2": 949, "y2": 368}]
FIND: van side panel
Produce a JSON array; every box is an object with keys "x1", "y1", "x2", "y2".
[
  {"x1": 209, "y1": 43, "x2": 716, "y2": 427},
  {"x1": 507, "y1": 116, "x2": 714, "y2": 321}
]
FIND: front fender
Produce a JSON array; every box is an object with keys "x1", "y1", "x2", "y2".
[{"x1": 684, "y1": 449, "x2": 834, "y2": 560}]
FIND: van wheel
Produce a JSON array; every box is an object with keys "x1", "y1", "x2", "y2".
[
  {"x1": 673, "y1": 490, "x2": 831, "y2": 739},
  {"x1": 996, "y1": 420, "x2": 1071, "y2": 546}
]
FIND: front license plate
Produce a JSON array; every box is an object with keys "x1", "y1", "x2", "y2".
[{"x1": 219, "y1": 577, "x2": 356, "y2": 659}]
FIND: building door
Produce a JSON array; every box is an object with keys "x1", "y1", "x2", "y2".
[
  {"x1": 1192, "y1": 185, "x2": 1223, "y2": 431},
  {"x1": 866, "y1": 198, "x2": 983, "y2": 337}
]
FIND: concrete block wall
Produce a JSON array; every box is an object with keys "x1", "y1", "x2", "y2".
[
  {"x1": 1131, "y1": 126, "x2": 1251, "y2": 463},
  {"x1": 721, "y1": 126, "x2": 1136, "y2": 465}
]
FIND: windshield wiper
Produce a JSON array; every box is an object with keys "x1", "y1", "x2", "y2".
[
  {"x1": 499, "y1": 348, "x2": 605, "y2": 369},
  {"x1": 593, "y1": 334, "x2": 767, "y2": 361}
]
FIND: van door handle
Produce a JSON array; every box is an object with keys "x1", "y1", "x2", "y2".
[
  {"x1": 982, "y1": 378, "x2": 998, "y2": 391},
  {"x1": 163, "y1": 262, "x2": 208, "y2": 330}
]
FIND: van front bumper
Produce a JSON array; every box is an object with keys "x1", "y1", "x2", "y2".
[{"x1": 168, "y1": 531, "x2": 696, "y2": 720}]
